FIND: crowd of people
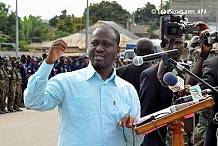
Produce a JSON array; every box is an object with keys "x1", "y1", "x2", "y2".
[
  {"x1": 2, "y1": 22, "x2": 218, "y2": 146},
  {"x1": 0, "y1": 49, "x2": 139, "y2": 115},
  {"x1": 0, "y1": 54, "x2": 90, "y2": 114}
]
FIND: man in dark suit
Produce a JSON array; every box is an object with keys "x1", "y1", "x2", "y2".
[
  {"x1": 200, "y1": 55, "x2": 218, "y2": 146},
  {"x1": 140, "y1": 21, "x2": 212, "y2": 146},
  {"x1": 116, "y1": 38, "x2": 154, "y2": 94},
  {"x1": 139, "y1": 37, "x2": 185, "y2": 146}
]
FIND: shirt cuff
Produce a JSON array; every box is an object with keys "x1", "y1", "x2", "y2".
[{"x1": 35, "y1": 60, "x2": 53, "y2": 79}]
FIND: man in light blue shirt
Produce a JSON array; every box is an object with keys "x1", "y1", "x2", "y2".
[{"x1": 24, "y1": 25, "x2": 144, "y2": 146}]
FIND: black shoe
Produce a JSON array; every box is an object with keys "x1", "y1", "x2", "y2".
[
  {"x1": 14, "y1": 108, "x2": 23, "y2": 112},
  {"x1": 2, "y1": 109, "x2": 10, "y2": 113},
  {"x1": 0, "y1": 110, "x2": 5, "y2": 114},
  {"x1": 8, "y1": 108, "x2": 16, "y2": 112},
  {"x1": 19, "y1": 104, "x2": 26, "y2": 108}
]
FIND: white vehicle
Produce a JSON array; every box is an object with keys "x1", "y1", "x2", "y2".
[
  {"x1": 123, "y1": 50, "x2": 136, "y2": 60},
  {"x1": 123, "y1": 39, "x2": 162, "y2": 60}
]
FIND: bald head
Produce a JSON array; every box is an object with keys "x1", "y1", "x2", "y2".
[{"x1": 135, "y1": 38, "x2": 153, "y2": 56}]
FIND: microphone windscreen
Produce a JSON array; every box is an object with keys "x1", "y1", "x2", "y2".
[
  {"x1": 133, "y1": 56, "x2": 143, "y2": 66},
  {"x1": 163, "y1": 72, "x2": 178, "y2": 86}
]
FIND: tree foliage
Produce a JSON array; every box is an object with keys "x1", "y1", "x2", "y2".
[
  {"x1": 49, "y1": 9, "x2": 86, "y2": 35},
  {"x1": 0, "y1": 2, "x2": 11, "y2": 41},
  {"x1": 134, "y1": 2, "x2": 159, "y2": 37},
  {"x1": 162, "y1": 0, "x2": 170, "y2": 10},
  {"x1": 87, "y1": 1, "x2": 130, "y2": 25},
  {"x1": 0, "y1": 0, "x2": 165, "y2": 51},
  {"x1": 134, "y1": 2, "x2": 159, "y2": 25}
]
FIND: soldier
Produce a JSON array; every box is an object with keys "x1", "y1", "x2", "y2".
[
  {"x1": 20, "y1": 55, "x2": 27, "y2": 107},
  {"x1": 54, "y1": 57, "x2": 68, "y2": 73},
  {"x1": 5, "y1": 57, "x2": 17, "y2": 112},
  {"x1": 74, "y1": 57, "x2": 84, "y2": 70},
  {"x1": 65, "y1": 57, "x2": 74, "y2": 72},
  {"x1": 1, "y1": 57, "x2": 11, "y2": 112},
  {"x1": 0, "y1": 57, "x2": 5, "y2": 114},
  {"x1": 185, "y1": 22, "x2": 213, "y2": 146},
  {"x1": 13, "y1": 60, "x2": 23, "y2": 111},
  {"x1": 82, "y1": 56, "x2": 89, "y2": 68},
  {"x1": 26, "y1": 58, "x2": 38, "y2": 79}
]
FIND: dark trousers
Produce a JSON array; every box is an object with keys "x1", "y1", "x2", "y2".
[{"x1": 204, "y1": 120, "x2": 217, "y2": 146}]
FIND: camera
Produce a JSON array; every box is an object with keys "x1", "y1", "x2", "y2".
[
  {"x1": 202, "y1": 31, "x2": 218, "y2": 45},
  {"x1": 161, "y1": 14, "x2": 200, "y2": 39}
]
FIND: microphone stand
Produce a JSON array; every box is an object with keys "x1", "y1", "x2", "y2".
[
  {"x1": 135, "y1": 55, "x2": 216, "y2": 146},
  {"x1": 168, "y1": 59, "x2": 218, "y2": 95}
]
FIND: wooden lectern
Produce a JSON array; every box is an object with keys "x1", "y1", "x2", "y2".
[{"x1": 135, "y1": 97, "x2": 215, "y2": 146}]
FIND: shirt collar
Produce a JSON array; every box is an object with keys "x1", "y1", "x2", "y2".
[{"x1": 85, "y1": 62, "x2": 119, "y2": 86}]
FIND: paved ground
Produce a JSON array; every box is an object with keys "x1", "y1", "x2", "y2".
[
  {"x1": 1, "y1": 107, "x2": 217, "y2": 146},
  {"x1": 0, "y1": 108, "x2": 59, "y2": 146}
]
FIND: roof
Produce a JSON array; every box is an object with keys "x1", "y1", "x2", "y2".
[
  {"x1": 43, "y1": 33, "x2": 87, "y2": 49},
  {"x1": 27, "y1": 41, "x2": 50, "y2": 49},
  {"x1": 63, "y1": 52, "x2": 85, "y2": 57},
  {"x1": 43, "y1": 21, "x2": 140, "y2": 49},
  {"x1": 97, "y1": 21, "x2": 140, "y2": 40}
]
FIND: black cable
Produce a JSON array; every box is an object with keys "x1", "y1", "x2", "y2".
[
  {"x1": 137, "y1": 112, "x2": 171, "y2": 127},
  {"x1": 151, "y1": 120, "x2": 169, "y2": 146}
]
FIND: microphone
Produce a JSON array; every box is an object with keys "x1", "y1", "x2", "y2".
[
  {"x1": 137, "y1": 107, "x2": 172, "y2": 127},
  {"x1": 175, "y1": 87, "x2": 217, "y2": 104},
  {"x1": 169, "y1": 59, "x2": 218, "y2": 95},
  {"x1": 175, "y1": 89, "x2": 212, "y2": 104},
  {"x1": 133, "y1": 49, "x2": 179, "y2": 66},
  {"x1": 137, "y1": 100, "x2": 202, "y2": 127},
  {"x1": 163, "y1": 72, "x2": 184, "y2": 92}
]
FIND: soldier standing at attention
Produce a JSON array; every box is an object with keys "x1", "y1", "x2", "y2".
[
  {"x1": 2, "y1": 57, "x2": 11, "y2": 113},
  {"x1": 13, "y1": 60, "x2": 23, "y2": 111},
  {"x1": 0, "y1": 57, "x2": 5, "y2": 114},
  {"x1": 5, "y1": 58, "x2": 17, "y2": 112}
]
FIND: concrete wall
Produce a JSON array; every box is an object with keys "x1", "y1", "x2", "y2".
[{"x1": 0, "y1": 52, "x2": 45, "y2": 57}]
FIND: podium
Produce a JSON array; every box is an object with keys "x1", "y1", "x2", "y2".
[{"x1": 135, "y1": 97, "x2": 215, "y2": 146}]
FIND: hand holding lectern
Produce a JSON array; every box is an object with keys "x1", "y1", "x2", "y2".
[{"x1": 135, "y1": 97, "x2": 215, "y2": 146}]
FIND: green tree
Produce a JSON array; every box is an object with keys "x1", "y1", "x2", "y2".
[
  {"x1": 48, "y1": 9, "x2": 86, "y2": 38},
  {"x1": 0, "y1": 3, "x2": 25, "y2": 50},
  {"x1": 134, "y1": 2, "x2": 159, "y2": 38},
  {"x1": 0, "y1": 33, "x2": 10, "y2": 42},
  {"x1": 87, "y1": 1, "x2": 130, "y2": 25},
  {"x1": 162, "y1": 0, "x2": 170, "y2": 10},
  {"x1": 134, "y1": 2, "x2": 159, "y2": 25},
  {"x1": 22, "y1": 15, "x2": 50, "y2": 43},
  {"x1": 49, "y1": 15, "x2": 59, "y2": 27},
  {"x1": 0, "y1": 2, "x2": 10, "y2": 41},
  {"x1": 59, "y1": 10, "x2": 67, "y2": 20}
]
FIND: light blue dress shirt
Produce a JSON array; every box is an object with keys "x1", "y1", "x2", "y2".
[{"x1": 24, "y1": 61, "x2": 144, "y2": 146}]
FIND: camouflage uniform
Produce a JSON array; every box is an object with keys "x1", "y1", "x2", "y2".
[
  {"x1": 187, "y1": 36, "x2": 214, "y2": 146},
  {"x1": 2, "y1": 60, "x2": 10, "y2": 113},
  {"x1": 190, "y1": 107, "x2": 212, "y2": 146},
  {"x1": 0, "y1": 58, "x2": 5, "y2": 114},
  {"x1": 166, "y1": 93, "x2": 212, "y2": 146},
  {"x1": 166, "y1": 118, "x2": 194, "y2": 146},
  {"x1": 13, "y1": 61, "x2": 23, "y2": 111},
  {"x1": 5, "y1": 58, "x2": 16, "y2": 112},
  {"x1": 165, "y1": 67, "x2": 194, "y2": 146}
]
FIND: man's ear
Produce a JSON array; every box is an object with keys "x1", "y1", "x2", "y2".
[
  {"x1": 117, "y1": 46, "x2": 121, "y2": 55},
  {"x1": 134, "y1": 47, "x2": 137, "y2": 55}
]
